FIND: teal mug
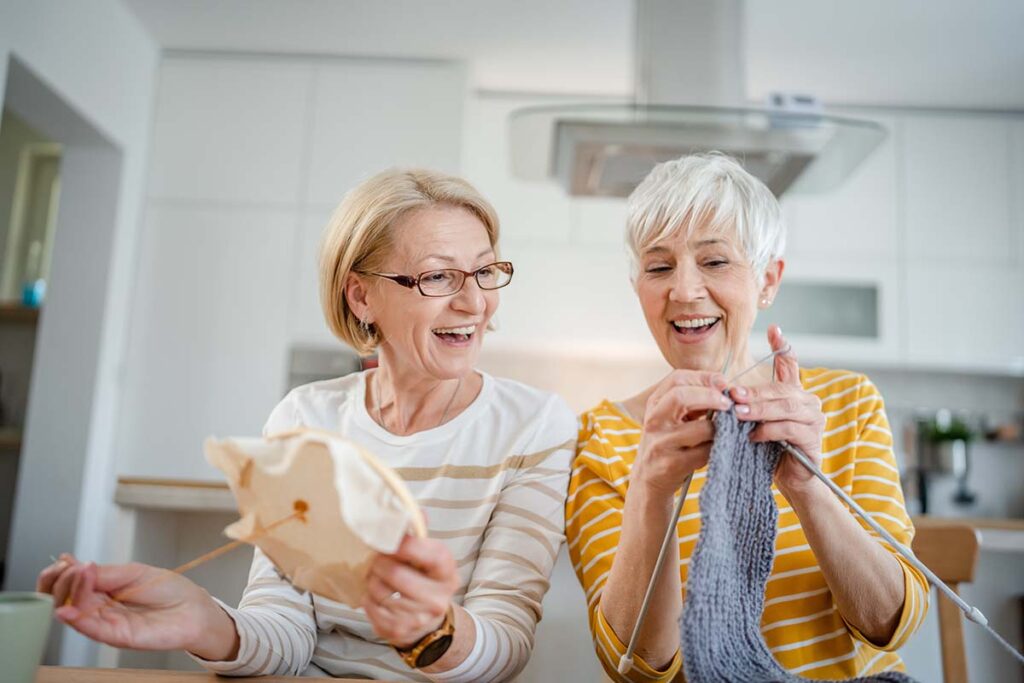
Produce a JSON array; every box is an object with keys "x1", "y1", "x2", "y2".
[{"x1": 0, "y1": 592, "x2": 53, "y2": 683}]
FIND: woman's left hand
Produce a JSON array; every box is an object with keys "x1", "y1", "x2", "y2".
[
  {"x1": 362, "y1": 535, "x2": 460, "y2": 649},
  {"x1": 729, "y1": 325, "x2": 826, "y2": 495}
]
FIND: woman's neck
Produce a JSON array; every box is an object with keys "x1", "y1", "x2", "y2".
[{"x1": 368, "y1": 350, "x2": 476, "y2": 436}]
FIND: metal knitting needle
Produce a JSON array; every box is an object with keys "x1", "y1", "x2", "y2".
[
  {"x1": 777, "y1": 439, "x2": 986, "y2": 625},
  {"x1": 619, "y1": 347, "x2": 766, "y2": 675}
]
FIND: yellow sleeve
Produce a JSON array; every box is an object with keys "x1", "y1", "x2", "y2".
[
  {"x1": 565, "y1": 415, "x2": 683, "y2": 683},
  {"x1": 840, "y1": 377, "x2": 930, "y2": 650}
]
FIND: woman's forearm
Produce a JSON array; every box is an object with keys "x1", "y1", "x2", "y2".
[
  {"x1": 421, "y1": 604, "x2": 476, "y2": 674},
  {"x1": 600, "y1": 485, "x2": 682, "y2": 669},
  {"x1": 782, "y1": 477, "x2": 904, "y2": 643},
  {"x1": 187, "y1": 593, "x2": 241, "y2": 662}
]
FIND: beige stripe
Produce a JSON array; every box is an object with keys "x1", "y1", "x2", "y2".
[
  {"x1": 506, "y1": 523, "x2": 560, "y2": 558},
  {"x1": 520, "y1": 479, "x2": 567, "y2": 503},
  {"x1": 492, "y1": 502, "x2": 563, "y2": 534},
  {"x1": 393, "y1": 439, "x2": 573, "y2": 481},
  {"x1": 477, "y1": 548, "x2": 545, "y2": 574},
  {"x1": 432, "y1": 524, "x2": 489, "y2": 539},
  {"x1": 468, "y1": 578, "x2": 544, "y2": 603},
  {"x1": 240, "y1": 597, "x2": 315, "y2": 621},
  {"x1": 468, "y1": 591, "x2": 537, "y2": 614},
  {"x1": 417, "y1": 493, "x2": 500, "y2": 509}
]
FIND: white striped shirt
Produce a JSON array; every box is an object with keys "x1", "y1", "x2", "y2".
[{"x1": 193, "y1": 370, "x2": 575, "y2": 681}]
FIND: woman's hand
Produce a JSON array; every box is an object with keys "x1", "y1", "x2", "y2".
[
  {"x1": 362, "y1": 536, "x2": 460, "y2": 649},
  {"x1": 729, "y1": 325, "x2": 825, "y2": 495},
  {"x1": 632, "y1": 370, "x2": 733, "y2": 499},
  {"x1": 36, "y1": 554, "x2": 238, "y2": 660}
]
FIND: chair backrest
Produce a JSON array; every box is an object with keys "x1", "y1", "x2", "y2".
[{"x1": 911, "y1": 519, "x2": 981, "y2": 683}]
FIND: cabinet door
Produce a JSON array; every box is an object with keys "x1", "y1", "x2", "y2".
[
  {"x1": 118, "y1": 206, "x2": 296, "y2": 479},
  {"x1": 461, "y1": 94, "x2": 575, "y2": 244},
  {"x1": 149, "y1": 57, "x2": 312, "y2": 204},
  {"x1": 906, "y1": 263, "x2": 1024, "y2": 373},
  {"x1": 902, "y1": 114, "x2": 1013, "y2": 265},
  {"x1": 783, "y1": 112, "x2": 899, "y2": 263},
  {"x1": 305, "y1": 60, "x2": 465, "y2": 207},
  {"x1": 750, "y1": 256, "x2": 901, "y2": 368}
]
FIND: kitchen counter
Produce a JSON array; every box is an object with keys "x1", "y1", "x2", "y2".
[
  {"x1": 116, "y1": 478, "x2": 1024, "y2": 552},
  {"x1": 914, "y1": 515, "x2": 1024, "y2": 553}
]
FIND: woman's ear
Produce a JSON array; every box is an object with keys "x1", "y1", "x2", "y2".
[
  {"x1": 759, "y1": 259, "x2": 785, "y2": 309},
  {"x1": 345, "y1": 272, "x2": 372, "y2": 324}
]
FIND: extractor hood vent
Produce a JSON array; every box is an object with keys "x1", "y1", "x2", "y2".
[
  {"x1": 509, "y1": 1, "x2": 887, "y2": 198},
  {"x1": 511, "y1": 103, "x2": 885, "y2": 198}
]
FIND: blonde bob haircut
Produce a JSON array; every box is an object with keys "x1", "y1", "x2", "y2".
[
  {"x1": 626, "y1": 152, "x2": 786, "y2": 287},
  {"x1": 319, "y1": 168, "x2": 500, "y2": 355}
]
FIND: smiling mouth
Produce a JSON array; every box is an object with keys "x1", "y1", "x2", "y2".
[
  {"x1": 432, "y1": 324, "x2": 477, "y2": 343},
  {"x1": 671, "y1": 317, "x2": 721, "y2": 335}
]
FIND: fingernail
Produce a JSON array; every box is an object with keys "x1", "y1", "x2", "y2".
[
  {"x1": 720, "y1": 396, "x2": 732, "y2": 407},
  {"x1": 736, "y1": 405, "x2": 750, "y2": 415},
  {"x1": 734, "y1": 387, "x2": 748, "y2": 397}
]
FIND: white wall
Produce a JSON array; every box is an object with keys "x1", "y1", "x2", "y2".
[{"x1": 0, "y1": 0, "x2": 159, "y2": 666}]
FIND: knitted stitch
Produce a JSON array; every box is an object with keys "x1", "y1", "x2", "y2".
[{"x1": 679, "y1": 409, "x2": 916, "y2": 682}]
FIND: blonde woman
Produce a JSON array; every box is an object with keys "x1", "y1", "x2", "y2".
[
  {"x1": 39, "y1": 169, "x2": 576, "y2": 681},
  {"x1": 566, "y1": 154, "x2": 928, "y2": 681}
]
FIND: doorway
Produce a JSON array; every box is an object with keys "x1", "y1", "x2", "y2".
[{"x1": 0, "y1": 55, "x2": 125, "y2": 667}]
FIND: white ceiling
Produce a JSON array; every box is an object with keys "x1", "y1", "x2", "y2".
[
  {"x1": 123, "y1": 0, "x2": 1024, "y2": 108},
  {"x1": 120, "y1": 0, "x2": 636, "y2": 96}
]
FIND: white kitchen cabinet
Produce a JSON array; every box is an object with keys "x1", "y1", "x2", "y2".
[
  {"x1": 305, "y1": 61, "x2": 465, "y2": 206},
  {"x1": 783, "y1": 112, "x2": 900, "y2": 262},
  {"x1": 287, "y1": 207, "x2": 337, "y2": 347},
  {"x1": 570, "y1": 195, "x2": 629, "y2": 246},
  {"x1": 461, "y1": 93, "x2": 575, "y2": 244},
  {"x1": 1013, "y1": 121, "x2": 1024, "y2": 267},
  {"x1": 751, "y1": 255, "x2": 902, "y2": 367},
  {"x1": 902, "y1": 113, "x2": 1014, "y2": 265},
  {"x1": 905, "y1": 262, "x2": 1024, "y2": 373},
  {"x1": 148, "y1": 57, "x2": 313, "y2": 204},
  {"x1": 117, "y1": 205, "x2": 296, "y2": 479}
]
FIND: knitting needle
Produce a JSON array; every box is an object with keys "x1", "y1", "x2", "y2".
[
  {"x1": 776, "y1": 440, "x2": 987, "y2": 625},
  {"x1": 618, "y1": 348, "x2": 742, "y2": 675}
]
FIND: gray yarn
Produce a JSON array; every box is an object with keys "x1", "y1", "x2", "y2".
[{"x1": 678, "y1": 410, "x2": 916, "y2": 683}]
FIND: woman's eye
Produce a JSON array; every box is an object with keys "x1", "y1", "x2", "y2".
[
  {"x1": 704, "y1": 259, "x2": 729, "y2": 268},
  {"x1": 645, "y1": 265, "x2": 672, "y2": 274},
  {"x1": 424, "y1": 272, "x2": 450, "y2": 283}
]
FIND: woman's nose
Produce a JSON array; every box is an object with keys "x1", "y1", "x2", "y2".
[
  {"x1": 669, "y1": 263, "x2": 707, "y2": 302},
  {"x1": 452, "y1": 276, "x2": 487, "y2": 313}
]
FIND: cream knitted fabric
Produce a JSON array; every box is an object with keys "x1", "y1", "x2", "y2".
[{"x1": 679, "y1": 409, "x2": 915, "y2": 683}]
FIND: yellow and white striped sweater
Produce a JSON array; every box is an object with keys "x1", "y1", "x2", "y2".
[{"x1": 566, "y1": 368, "x2": 928, "y2": 682}]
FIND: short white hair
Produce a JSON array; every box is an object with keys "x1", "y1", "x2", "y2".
[{"x1": 626, "y1": 152, "x2": 786, "y2": 285}]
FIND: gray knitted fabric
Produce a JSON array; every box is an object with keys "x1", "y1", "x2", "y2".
[{"x1": 678, "y1": 409, "x2": 915, "y2": 683}]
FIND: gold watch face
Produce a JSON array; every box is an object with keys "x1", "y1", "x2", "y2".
[{"x1": 415, "y1": 633, "x2": 454, "y2": 667}]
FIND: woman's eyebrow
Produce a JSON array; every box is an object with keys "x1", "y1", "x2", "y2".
[{"x1": 422, "y1": 248, "x2": 494, "y2": 264}]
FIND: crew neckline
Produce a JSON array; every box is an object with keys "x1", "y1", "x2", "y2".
[{"x1": 353, "y1": 370, "x2": 493, "y2": 445}]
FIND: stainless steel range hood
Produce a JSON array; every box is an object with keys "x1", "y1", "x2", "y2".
[{"x1": 510, "y1": 1, "x2": 886, "y2": 198}]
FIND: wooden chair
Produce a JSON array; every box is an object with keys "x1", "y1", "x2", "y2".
[{"x1": 911, "y1": 519, "x2": 982, "y2": 683}]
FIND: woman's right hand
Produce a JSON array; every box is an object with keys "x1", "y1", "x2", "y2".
[
  {"x1": 631, "y1": 370, "x2": 732, "y2": 499},
  {"x1": 36, "y1": 554, "x2": 239, "y2": 660}
]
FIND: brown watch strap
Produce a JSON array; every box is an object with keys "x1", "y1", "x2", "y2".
[{"x1": 394, "y1": 605, "x2": 456, "y2": 669}]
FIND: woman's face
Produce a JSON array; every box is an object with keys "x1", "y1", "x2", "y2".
[
  {"x1": 635, "y1": 222, "x2": 780, "y2": 374},
  {"x1": 364, "y1": 206, "x2": 499, "y2": 381}
]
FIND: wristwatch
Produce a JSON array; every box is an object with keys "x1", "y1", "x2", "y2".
[{"x1": 394, "y1": 605, "x2": 456, "y2": 668}]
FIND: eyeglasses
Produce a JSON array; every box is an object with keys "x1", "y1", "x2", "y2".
[{"x1": 359, "y1": 261, "x2": 514, "y2": 297}]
